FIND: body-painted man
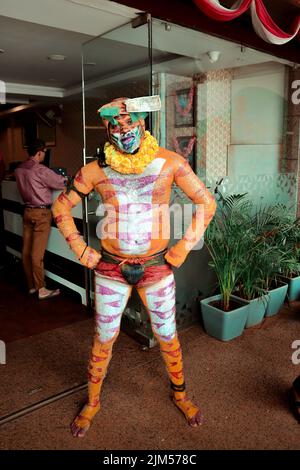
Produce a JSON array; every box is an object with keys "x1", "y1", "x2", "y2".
[{"x1": 52, "y1": 97, "x2": 217, "y2": 437}]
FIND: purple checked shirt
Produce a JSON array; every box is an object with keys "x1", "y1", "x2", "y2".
[{"x1": 15, "y1": 158, "x2": 66, "y2": 206}]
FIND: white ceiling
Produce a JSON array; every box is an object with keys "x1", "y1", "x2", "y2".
[
  {"x1": 0, "y1": 0, "x2": 294, "y2": 104},
  {"x1": 0, "y1": 0, "x2": 141, "y2": 99},
  {"x1": 0, "y1": 16, "x2": 92, "y2": 89}
]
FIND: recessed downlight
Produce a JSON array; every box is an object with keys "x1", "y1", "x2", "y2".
[{"x1": 48, "y1": 54, "x2": 66, "y2": 61}]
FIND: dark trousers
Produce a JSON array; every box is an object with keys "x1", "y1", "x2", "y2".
[{"x1": 22, "y1": 208, "x2": 52, "y2": 290}]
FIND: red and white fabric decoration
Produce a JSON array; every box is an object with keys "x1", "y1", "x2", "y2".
[
  {"x1": 193, "y1": 0, "x2": 300, "y2": 44},
  {"x1": 251, "y1": 0, "x2": 300, "y2": 45},
  {"x1": 193, "y1": 0, "x2": 252, "y2": 21}
]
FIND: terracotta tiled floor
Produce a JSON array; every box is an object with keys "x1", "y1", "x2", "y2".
[{"x1": 0, "y1": 264, "x2": 300, "y2": 449}]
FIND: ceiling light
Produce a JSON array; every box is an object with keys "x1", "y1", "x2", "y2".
[{"x1": 48, "y1": 54, "x2": 66, "y2": 61}]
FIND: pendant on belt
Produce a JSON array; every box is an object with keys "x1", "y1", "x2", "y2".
[{"x1": 120, "y1": 263, "x2": 145, "y2": 285}]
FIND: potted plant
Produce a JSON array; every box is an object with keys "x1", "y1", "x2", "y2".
[
  {"x1": 233, "y1": 203, "x2": 294, "y2": 325},
  {"x1": 254, "y1": 204, "x2": 290, "y2": 317},
  {"x1": 277, "y1": 218, "x2": 300, "y2": 301},
  {"x1": 233, "y1": 256, "x2": 269, "y2": 328},
  {"x1": 200, "y1": 193, "x2": 250, "y2": 341},
  {"x1": 231, "y1": 204, "x2": 273, "y2": 328}
]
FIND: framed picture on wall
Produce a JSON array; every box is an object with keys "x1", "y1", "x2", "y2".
[
  {"x1": 174, "y1": 87, "x2": 194, "y2": 128},
  {"x1": 173, "y1": 135, "x2": 196, "y2": 171}
]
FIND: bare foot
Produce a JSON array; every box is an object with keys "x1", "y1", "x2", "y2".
[
  {"x1": 70, "y1": 402, "x2": 100, "y2": 437},
  {"x1": 173, "y1": 395, "x2": 203, "y2": 427}
]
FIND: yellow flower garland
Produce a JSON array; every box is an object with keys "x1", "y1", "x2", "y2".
[{"x1": 104, "y1": 131, "x2": 159, "y2": 174}]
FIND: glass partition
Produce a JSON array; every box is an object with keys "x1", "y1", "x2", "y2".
[
  {"x1": 151, "y1": 18, "x2": 300, "y2": 328},
  {"x1": 82, "y1": 17, "x2": 300, "y2": 341},
  {"x1": 82, "y1": 20, "x2": 155, "y2": 343}
]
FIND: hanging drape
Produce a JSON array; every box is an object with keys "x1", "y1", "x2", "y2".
[
  {"x1": 192, "y1": 0, "x2": 300, "y2": 44},
  {"x1": 251, "y1": 1, "x2": 300, "y2": 45},
  {"x1": 193, "y1": 0, "x2": 252, "y2": 21}
]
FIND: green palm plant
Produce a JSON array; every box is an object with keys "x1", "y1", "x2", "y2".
[
  {"x1": 250, "y1": 204, "x2": 300, "y2": 290},
  {"x1": 276, "y1": 216, "x2": 300, "y2": 278},
  {"x1": 205, "y1": 193, "x2": 254, "y2": 311},
  {"x1": 237, "y1": 246, "x2": 265, "y2": 300},
  {"x1": 205, "y1": 180, "x2": 300, "y2": 310}
]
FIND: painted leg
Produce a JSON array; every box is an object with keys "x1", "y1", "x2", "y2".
[
  {"x1": 137, "y1": 273, "x2": 203, "y2": 427},
  {"x1": 71, "y1": 274, "x2": 132, "y2": 437}
]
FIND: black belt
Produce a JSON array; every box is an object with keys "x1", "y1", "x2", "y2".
[
  {"x1": 25, "y1": 204, "x2": 51, "y2": 209},
  {"x1": 101, "y1": 248, "x2": 167, "y2": 267}
]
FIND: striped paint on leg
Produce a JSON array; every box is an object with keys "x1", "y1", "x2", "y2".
[
  {"x1": 94, "y1": 272, "x2": 132, "y2": 343},
  {"x1": 137, "y1": 273, "x2": 176, "y2": 341}
]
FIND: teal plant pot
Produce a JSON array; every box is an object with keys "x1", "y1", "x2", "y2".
[
  {"x1": 231, "y1": 294, "x2": 269, "y2": 328},
  {"x1": 287, "y1": 276, "x2": 300, "y2": 301},
  {"x1": 200, "y1": 294, "x2": 249, "y2": 341},
  {"x1": 265, "y1": 282, "x2": 288, "y2": 317},
  {"x1": 279, "y1": 275, "x2": 300, "y2": 302}
]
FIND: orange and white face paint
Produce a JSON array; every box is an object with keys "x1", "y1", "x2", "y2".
[
  {"x1": 108, "y1": 115, "x2": 145, "y2": 154},
  {"x1": 99, "y1": 98, "x2": 146, "y2": 154}
]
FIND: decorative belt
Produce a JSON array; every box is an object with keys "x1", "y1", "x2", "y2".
[
  {"x1": 25, "y1": 204, "x2": 51, "y2": 209},
  {"x1": 100, "y1": 248, "x2": 168, "y2": 285},
  {"x1": 101, "y1": 248, "x2": 167, "y2": 267}
]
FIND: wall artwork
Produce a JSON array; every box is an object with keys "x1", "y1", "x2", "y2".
[
  {"x1": 173, "y1": 135, "x2": 196, "y2": 170},
  {"x1": 174, "y1": 86, "x2": 195, "y2": 128}
]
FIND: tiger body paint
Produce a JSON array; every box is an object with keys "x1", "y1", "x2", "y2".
[{"x1": 52, "y1": 98, "x2": 216, "y2": 437}]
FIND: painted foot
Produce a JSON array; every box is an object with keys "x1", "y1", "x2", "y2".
[
  {"x1": 173, "y1": 396, "x2": 203, "y2": 427},
  {"x1": 70, "y1": 402, "x2": 100, "y2": 437}
]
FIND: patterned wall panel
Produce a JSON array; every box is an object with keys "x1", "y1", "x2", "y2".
[
  {"x1": 205, "y1": 69, "x2": 232, "y2": 181},
  {"x1": 196, "y1": 81, "x2": 207, "y2": 180},
  {"x1": 206, "y1": 173, "x2": 298, "y2": 214}
]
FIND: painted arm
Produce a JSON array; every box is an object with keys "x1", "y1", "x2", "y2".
[
  {"x1": 165, "y1": 157, "x2": 217, "y2": 268},
  {"x1": 52, "y1": 162, "x2": 101, "y2": 269}
]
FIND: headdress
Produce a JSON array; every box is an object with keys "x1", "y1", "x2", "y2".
[{"x1": 98, "y1": 96, "x2": 161, "y2": 129}]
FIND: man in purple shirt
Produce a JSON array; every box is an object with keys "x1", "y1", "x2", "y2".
[{"x1": 15, "y1": 139, "x2": 66, "y2": 300}]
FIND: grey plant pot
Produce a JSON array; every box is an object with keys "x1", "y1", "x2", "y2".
[
  {"x1": 231, "y1": 293, "x2": 269, "y2": 328},
  {"x1": 200, "y1": 294, "x2": 249, "y2": 341},
  {"x1": 265, "y1": 282, "x2": 288, "y2": 317}
]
